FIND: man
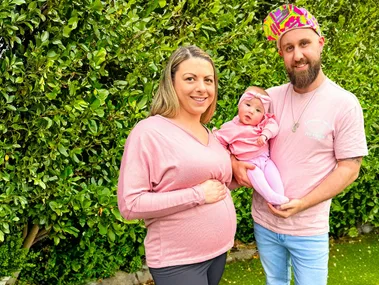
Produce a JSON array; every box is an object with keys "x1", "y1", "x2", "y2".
[{"x1": 232, "y1": 4, "x2": 368, "y2": 285}]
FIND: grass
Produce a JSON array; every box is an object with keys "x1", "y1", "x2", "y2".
[{"x1": 220, "y1": 230, "x2": 379, "y2": 285}]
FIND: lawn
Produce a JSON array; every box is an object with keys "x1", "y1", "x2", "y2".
[{"x1": 220, "y1": 230, "x2": 379, "y2": 285}]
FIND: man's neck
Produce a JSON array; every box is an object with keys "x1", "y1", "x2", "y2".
[{"x1": 293, "y1": 70, "x2": 326, "y2": 94}]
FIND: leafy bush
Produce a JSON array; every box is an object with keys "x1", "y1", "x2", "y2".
[
  {"x1": 0, "y1": 0, "x2": 378, "y2": 283},
  {"x1": 0, "y1": 233, "x2": 30, "y2": 277}
]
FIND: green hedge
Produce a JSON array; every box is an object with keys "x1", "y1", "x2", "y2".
[{"x1": 1, "y1": 0, "x2": 378, "y2": 283}]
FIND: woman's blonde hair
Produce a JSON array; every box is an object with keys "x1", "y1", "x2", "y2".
[{"x1": 150, "y1": 45, "x2": 218, "y2": 124}]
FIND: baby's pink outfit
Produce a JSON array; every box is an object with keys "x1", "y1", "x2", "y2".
[{"x1": 214, "y1": 114, "x2": 289, "y2": 205}]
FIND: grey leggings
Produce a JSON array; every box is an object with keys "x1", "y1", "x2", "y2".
[{"x1": 149, "y1": 252, "x2": 227, "y2": 285}]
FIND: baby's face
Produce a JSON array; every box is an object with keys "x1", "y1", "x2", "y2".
[{"x1": 238, "y1": 98, "x2": 265, "y2": 126}]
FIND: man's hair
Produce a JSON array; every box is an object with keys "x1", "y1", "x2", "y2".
[{"x1": 150, "y1": 45, "x2": 218, "y2": 124}]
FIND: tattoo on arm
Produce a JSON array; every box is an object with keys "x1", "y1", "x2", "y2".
[{"x1": 338, "y1": 157, "x2": 363, "y2": 165}]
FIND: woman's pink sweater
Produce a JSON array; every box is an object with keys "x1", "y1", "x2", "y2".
[{"x1": 117, "y1": 115, "x2": 237, "y2": 268}]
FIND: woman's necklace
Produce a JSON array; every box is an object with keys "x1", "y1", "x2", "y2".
[{"x1": 291, "y1": 87, "x2": 317, "y2": 133}]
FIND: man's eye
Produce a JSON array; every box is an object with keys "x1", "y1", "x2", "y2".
[{"x1": 286, "y1": 46, "x2": 293, "y2": 52}]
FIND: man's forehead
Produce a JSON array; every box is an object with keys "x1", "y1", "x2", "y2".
[{"x1": 280, "y1": 28, "x2": 319, "y2": 45}]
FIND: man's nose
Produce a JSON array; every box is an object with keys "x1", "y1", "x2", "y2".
[{"x1": 293, "y1": 47, "x2": 304, "y2": 62}]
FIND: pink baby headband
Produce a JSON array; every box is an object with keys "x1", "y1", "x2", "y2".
[
  {"x1": 263, "y1": 4, "x2": 321, "y2": 47},
  {"x1": 238, "y1": 91, "x2": 272, "y2": 114}
]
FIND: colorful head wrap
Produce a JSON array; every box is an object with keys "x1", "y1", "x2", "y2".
[
  {"x1": 238, "y1": 91, "x2": 271, "y2": 114},
  {"x1": 263, "y1": 4, "x2": 321, "y2": 47}
]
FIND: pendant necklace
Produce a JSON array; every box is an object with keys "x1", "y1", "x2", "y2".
[{"x1": 291, "y1": 87, "x2": 317, "y2": 133}]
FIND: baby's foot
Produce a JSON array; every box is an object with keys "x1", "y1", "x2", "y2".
[{"x1": 268, "y1": 194, "x2": 289, "y2": 206}]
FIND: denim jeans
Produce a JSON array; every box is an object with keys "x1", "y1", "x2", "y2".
[{"x1": 254, "y1": 222, "x2": 329, "y2": 285}]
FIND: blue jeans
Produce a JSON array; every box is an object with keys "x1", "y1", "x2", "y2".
[{"x1": 254, "y1": 222, "x2": 329, "y2": 285}]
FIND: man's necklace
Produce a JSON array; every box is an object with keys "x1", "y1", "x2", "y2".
[{"x1": 290, "y1": 87, "x2": 317, "y2": 133}]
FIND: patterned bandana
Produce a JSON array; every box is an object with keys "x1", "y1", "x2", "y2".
[{"x1": 263, "y1": 4, "x2": 321, "y2": 46}]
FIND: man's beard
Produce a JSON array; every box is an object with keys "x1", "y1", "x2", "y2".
[{"x1": 286, "y1": 58, "x2": 321, "y2": 90}]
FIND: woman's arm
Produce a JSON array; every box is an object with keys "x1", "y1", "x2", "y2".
[{"x1": 117, "y1": 128, "x2": 226, "y2": 220}]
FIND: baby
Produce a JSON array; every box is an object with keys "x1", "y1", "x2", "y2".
[{"x1": 214, "y1": 86, "x2": 289, "y2": 205}]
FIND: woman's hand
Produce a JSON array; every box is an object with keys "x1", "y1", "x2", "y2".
[
  {"x1": 231, "y1": 155, "x2": 255, "y2": 188},
  {"x1": 200, "y1": 180, "x2": 227, "y2": 204}
]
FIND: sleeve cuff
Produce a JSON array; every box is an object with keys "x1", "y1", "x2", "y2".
[{"x1": 192, "y1": 185, "x2": 206, "y2": 205}]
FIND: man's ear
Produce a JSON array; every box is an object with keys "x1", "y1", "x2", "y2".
[
  {"x1": 278, "y1": 49, "x2": 283, "y2": 57},
  {"x1": 319, "y1": 36, "x2": 325, "y2": 52}
]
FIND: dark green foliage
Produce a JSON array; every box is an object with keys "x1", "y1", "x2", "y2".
[
  {"x1": 0, "y1": 232, "x2": 31, "y2": 277},
  {"x1": 0, "y1": 0, "x2": 378, "y2": 283}
]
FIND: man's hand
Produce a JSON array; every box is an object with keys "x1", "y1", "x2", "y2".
[
  {"x1": 267, "y1": 199, "x2": 305, "y2": 218},
  {"x1": 231, "y1": 155, "x2": 255, "y2": 188}
]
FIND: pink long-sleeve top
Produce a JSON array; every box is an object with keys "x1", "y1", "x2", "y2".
[
  {"x1": 213, "y1": 114, "x2": 279, "y2": 161},
  {"x1": 117, "y1": 115, "x2": 237, "y2": 268}
]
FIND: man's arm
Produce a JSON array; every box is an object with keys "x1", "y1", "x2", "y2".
[
  {"x1": 231, "y1": 155, "x2": 255, "y2": 188},
  {"x1": 268, "y1": 157, "x2": 363, "y2": 218}
]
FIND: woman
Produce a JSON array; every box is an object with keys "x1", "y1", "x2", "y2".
[{"x1": 117, "y1": 45, "x2": 236, "y2": 285}]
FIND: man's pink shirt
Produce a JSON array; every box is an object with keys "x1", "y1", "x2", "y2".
[{"x1": 253, "y1": 79, "x2": 368, "y2": 236}]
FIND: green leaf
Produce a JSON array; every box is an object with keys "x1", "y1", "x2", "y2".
[
  {"x1": 41, "y1": 31, "x2": 49, "y2": 42},
  {"x1": 111, "y1": 208, "x2": 124, "y2": 222},
  {"x1": 96, "y1": 89, "x2": 109, "y2": 104},
  {"x1": 201, "y1": 25, "x2": 216, "y2": 32},
  {"x1": 38, "y1": 180, "x2": 46, "y2": 189},
  {"x1": 54, "y1": 236, "x2": 60, "y2": 245},
  {"x1": 47, "y1": 50, "x2": 57, "y2": 58},
  {"x1": 58, "y1": 144, "x2": 69, "y2": 157},
  {"x1": 88, "y1": 119, "x2": 98, "y2": 134},
  {"x1": 2, "y1": 223, "x2": 10, "y2": 234},
  {"x1": 92, "y1": 0, "x2": 103, "y2": 12},
  {"x1": 98, "y1": 223, "x2": 107, "y2": 235},
  {"x1": 107, "y1": 229, "x2": 115, "y2": 242},
  {"x1": 93, "y1": 48, "x2": 107, "y2": 66},
  {"x1": 43, "y1": 117, "x2": 53, "y2": 129},
  {"x1": 63, "y1": 26, "x2": 72, "y2": 37},
  {"x1": 12, "y1": 0, "x2": 26, "y2": 5},
  {"x1": 6, "y1": 105, "x2": 17, "y2": 111},
  {"x1": 137, "y1": 96, "x2": 147, "y2": 110}
]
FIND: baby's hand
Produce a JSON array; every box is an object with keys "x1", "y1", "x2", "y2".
[{"x1": 257, "y1": 135, "x2": 267, "y2": 146}]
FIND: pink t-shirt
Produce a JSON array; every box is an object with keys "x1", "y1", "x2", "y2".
[
  {"x1": 118, "y1": 115, "x2": 236, "y2": 268},
  {"x1": 252, "y1": 79, "x2": 368, "y2": 235},
  {"x1": 213, "y1": 114, "x2": 279, "y2": 160}
]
